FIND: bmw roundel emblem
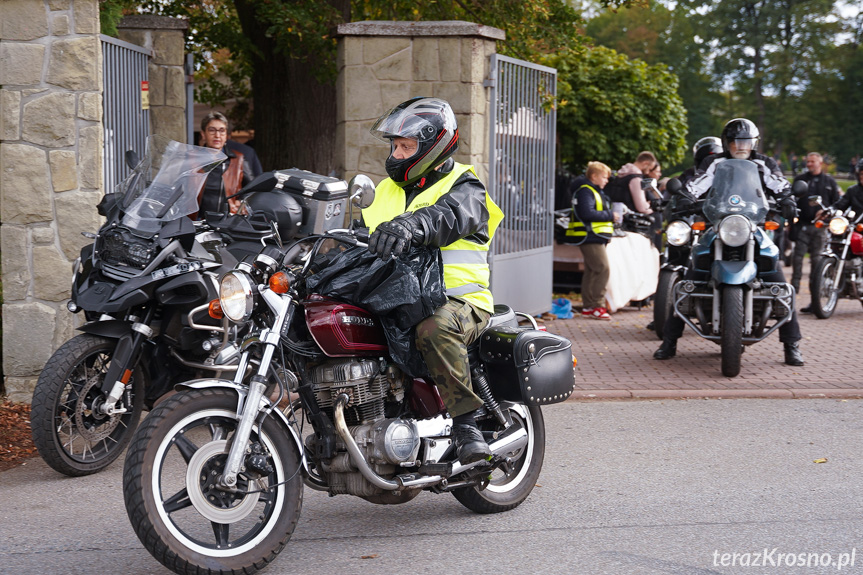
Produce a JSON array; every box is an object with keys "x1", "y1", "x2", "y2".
[{"x1": 729, "y1": 195, "x2": 742, "y2": 205}]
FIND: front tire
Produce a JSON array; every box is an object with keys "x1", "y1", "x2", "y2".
[
  {"x1": 720, "y1": 286, "x2": 743, "y2": 377},
  {"x1": 653, "y1": 269, "x2": 679, "y2": 340},
  {"x1": 123, "y1": 388, "x2": 303, "y2": 575},
  {"x1": 811, "y1": 257, "x2": 840, "y2": 319},
  {"x1": 452, "y1": 403, "x2": 545, "y2": 514},
  {"x1": 30, "y1": 334, "x2": 144, "y2": 476}
]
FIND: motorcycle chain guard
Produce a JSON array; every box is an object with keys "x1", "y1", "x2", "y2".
[{"x1": 479, "y1": 327, "x2": 575, "y2": 406}]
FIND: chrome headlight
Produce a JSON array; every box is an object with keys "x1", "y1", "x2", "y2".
[
  {"x1": 666, "y1": 220, "x2": 692, "y2": 247},
  {"x1": 219, "y1": 271, "x2": 255, "y2": 322},
  {"x1": 717, "y1": 214, "x2": 752, "y2": 247},
  {"x1": 828, "y1": 216, "x2": 849, "y2": 236}
]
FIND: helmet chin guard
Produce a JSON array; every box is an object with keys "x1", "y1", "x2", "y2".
[{"x1": 371, "y1": 97, "x2": 459, "y2": 187}]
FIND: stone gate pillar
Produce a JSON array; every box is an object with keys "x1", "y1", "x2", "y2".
[
  {"x1": 117, "y1": 15, "x2": 188, "y2": 143},
  {"x1": 334, "y1": 21, "x2": 504, "y2": 185},
  {"x1": 0, "y1": 0, "x2": 104, "y2": 401}
]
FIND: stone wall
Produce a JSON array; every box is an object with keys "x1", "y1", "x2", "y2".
[
  {"x1": 118, "y1": 15, "x2": 188, "y2": 143},
  {"x1": 0, "y1": 0, "x2": 104, "y2": 401},
  {"x1": 335, "y1": 21, "x2": 504, "y2": 186}
]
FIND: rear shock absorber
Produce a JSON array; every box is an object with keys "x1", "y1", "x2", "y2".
[{"x1": 471, "y1": 365, "x2": 508, "y2": 426}]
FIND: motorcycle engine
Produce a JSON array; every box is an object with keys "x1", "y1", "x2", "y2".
[{"x1": 305, "y1": 358, "x2": 421, "y2": 498}]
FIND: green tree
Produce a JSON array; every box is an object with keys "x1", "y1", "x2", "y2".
[
  {"x1": 585, "y1": 2, "x2": 723, "y2": 171},
  {"x1": 677, "y1": 0, "x2": 839, "y2": 154},
  {"x1": 547, "y1": 45, "x2": 688, "y2": 172},
  {"x1": 136, "y1": 0, "x2": 590, "y2": 174}
]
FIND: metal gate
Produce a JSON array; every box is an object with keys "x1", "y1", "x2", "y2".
[
  {"x1": 487, "y1": 54, "x2": 557, "y2": 316},
  {"x1": 101, "y1": 35, "x2": 150, "y2": 194}
]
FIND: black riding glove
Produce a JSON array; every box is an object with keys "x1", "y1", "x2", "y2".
[
  {"x1": 368, "y1": 213, "x2": 424, "y2": 260},
  {"x1": 779, "y1": 196, "x2": 798, "y2": 221}
]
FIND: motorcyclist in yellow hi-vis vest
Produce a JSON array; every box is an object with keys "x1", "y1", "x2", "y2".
[{"x1": 361, "y1": 97, "x2": 504, "y2": 463}]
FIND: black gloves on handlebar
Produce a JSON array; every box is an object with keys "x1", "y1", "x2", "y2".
[
  {"x1": 778, "y1": 196, "x2": 798, "y2": 221},
  {"x1": 368, "y1": 213, "x2": 424, "y2": 260}
]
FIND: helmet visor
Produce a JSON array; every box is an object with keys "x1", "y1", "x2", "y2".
[
  {"x1": 729, "y1": 138, "x2": 756, "y2": 158},
  {"x1": 370, "y1": 100, "x2": 457, "y2": 143}
]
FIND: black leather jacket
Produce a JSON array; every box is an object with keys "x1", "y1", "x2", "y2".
[
  {"x1": 832, "y1": 183, "x2": 863, "y2": 215},
  {"x1": 372, "y1": 158, "x2": 492, "y2": 248}
]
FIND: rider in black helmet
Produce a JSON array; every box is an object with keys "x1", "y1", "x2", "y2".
[
  {"x1": 361, "y1": 97, "x2": 504, "y2": 463},
  {"x1": 653, "y1": 118, "x2": 805, "y2": 367},
  {"x1": 679, "y1": 137, "x2": 723, "y2": 186}
]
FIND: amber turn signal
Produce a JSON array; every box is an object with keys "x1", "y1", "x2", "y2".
[
  {"x1": 764, "y1": 221, "x2": 779, "y2": 231},
  {"x1": 269, "y1": 272, "x2": 291, "y2": 294},
  {"x1": 815, "y1": 220, "x2": 824, "y2": 228},
  {"x1": 691, "y1": 221, "x2": 706, "y2": 231},
  {"x1": 857, "y1": 224, "x2": 863, "y2": 233},
  {"x1": 208, "y1": 299, "x2": 224, "y2": 319},
  {"x1": 572, "y1": 355, "x2": 578, "y2": 367}
]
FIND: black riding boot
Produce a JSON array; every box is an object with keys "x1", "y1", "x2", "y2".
[
  {"x1": 452, "y1": 412, "x2": 491, "y2": 463},
  {"x1": 784, "y1": 341, "x2": 804, "y2": 366},
  {"x1": 653, "y1": 338, "x2": 677, "y2": 360}
]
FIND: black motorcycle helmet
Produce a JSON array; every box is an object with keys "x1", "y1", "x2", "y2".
[
  {"x1": 720, "y1": 118, "x2": 760, "y2": 160},
  {"x1": 370, "y1": 97, "x2": 459, "y2": 187},
  {"x1": 693, "y1": 136, "x2": 722, "y2": 168},
  {"x1": 244, "y1": 189, "x2": 303, "y2": 240}
]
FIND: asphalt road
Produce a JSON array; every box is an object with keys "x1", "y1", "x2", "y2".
[{"x1": 2, "y1": 399, "x2": 863, "y2": 575}]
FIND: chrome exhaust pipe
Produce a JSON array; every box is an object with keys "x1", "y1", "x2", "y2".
[
  {"x1": 333, "y1": 394, "x2": 530, "y2": 489},
  {"x1": 333, "y1": 394, "x2": 401, "y2": 490}
]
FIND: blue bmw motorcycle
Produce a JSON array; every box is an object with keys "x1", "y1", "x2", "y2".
[{"x1": 666, "y1": 160, "x2": 796, "y2": 376}]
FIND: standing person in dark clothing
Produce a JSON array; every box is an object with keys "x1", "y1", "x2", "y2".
[
  {"x1": 566, "y1": 161, "x2": 620, "y2": 320},
  {"x1": 197, "y1": 112, "x2": 262, "y2": 216},
  {"x1": 653, "y1": 118, "x2": 805, "y2": 366},
  {"x1": 791, "y1": 152, "x2": 840, "y2": 312}
]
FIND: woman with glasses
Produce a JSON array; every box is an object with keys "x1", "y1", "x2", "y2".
[{"x1": 197, "y1": 112, "x2": 261, "y2": 216}]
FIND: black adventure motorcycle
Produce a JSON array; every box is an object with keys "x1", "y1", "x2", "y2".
[
  {"x1": 122, "y1": 175, "x2": 576, "y2": 575},
  {"x1": 30, "y1": 137, "x2": 346, "y2": 476}
]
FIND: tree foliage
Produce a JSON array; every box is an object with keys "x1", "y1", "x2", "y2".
[
  {"x1": 585, "y1": 1, "x2": 722, "y2": 170},
  {"x1": 547, "y1": 45, "x2": 687, "y2": 173}
]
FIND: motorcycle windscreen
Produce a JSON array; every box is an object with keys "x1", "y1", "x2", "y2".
[
  {"x1": 702, "y1": 159, "x2": 770, "y2": 226},
  {"x1": 118, "y1": 136, "x2": 226, "y2": 234}
]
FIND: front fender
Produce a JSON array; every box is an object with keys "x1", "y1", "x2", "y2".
[
  {"x1": 176, "y1": 379, "x2": 305, "y2": 459},
  {"x1": 77, "y1": 319, "x2": 133, "y2": 339},
  {"x1": 711, "y1": 260, "x2": 757, "y2": 285}
]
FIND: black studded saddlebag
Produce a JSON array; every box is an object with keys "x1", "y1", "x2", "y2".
[{"x1": 479, "y1": 327, "x2": 575, "y2": 406}]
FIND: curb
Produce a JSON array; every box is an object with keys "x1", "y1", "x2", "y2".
[{"x1": 567, "y1": 389, "x2": 863, "y2": 401}]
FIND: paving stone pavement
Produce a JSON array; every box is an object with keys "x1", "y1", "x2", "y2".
[{"x1": 543, "y1": 261, "x2": 863, "y2": 399}]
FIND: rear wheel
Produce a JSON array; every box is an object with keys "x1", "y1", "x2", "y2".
[
  {"x1": 811, "y1": 257, "x2": 840, "y2": 319},
  {"x1": 452, "y1": 403, "x2": 545, "y2": 514},
  {"x1": 720, "y1": 286, "x2": 744, "y2": 377},
  {"x1": 653, "y1": 269, "x2": 679, "y2": 340},
  {"x1": 30, "y1": 334, "x2": 144, "y2": 476}
]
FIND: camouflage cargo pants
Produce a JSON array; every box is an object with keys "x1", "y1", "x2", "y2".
[{"x1": 415, "y1": 298, "x2": 491, "y2": 418}]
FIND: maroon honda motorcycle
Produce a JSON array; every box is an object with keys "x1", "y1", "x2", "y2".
[{"x1": 122, "y1": 174, "x2": 576, "y2": 575}]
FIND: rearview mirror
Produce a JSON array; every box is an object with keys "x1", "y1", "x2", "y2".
[
  {"x1": 125, "y1": 149, "x2": 140, "y2": 170},
  {"x1": 348, "y1": 174, "x2": 376, "y2": 209},
  {"x1": 666, "y1": 178, "x2": 683, "y2": 195}
]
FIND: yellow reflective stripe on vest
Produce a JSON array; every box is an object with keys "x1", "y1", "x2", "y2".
[
  {"x1": 566, "y1": 184, "x2": 614, "y2": 237},
  {"x1": 363, "y1": 163, "x2": 503, "y2": 314}
]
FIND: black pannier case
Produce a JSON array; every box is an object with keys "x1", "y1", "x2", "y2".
[{"x1": 479, "y1": 327, "x2": 575, "y2": 406}]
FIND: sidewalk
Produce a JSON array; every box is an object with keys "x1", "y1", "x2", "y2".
[{"x1": 544, "y1": 262, "x2": 863, "y2": 400}]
